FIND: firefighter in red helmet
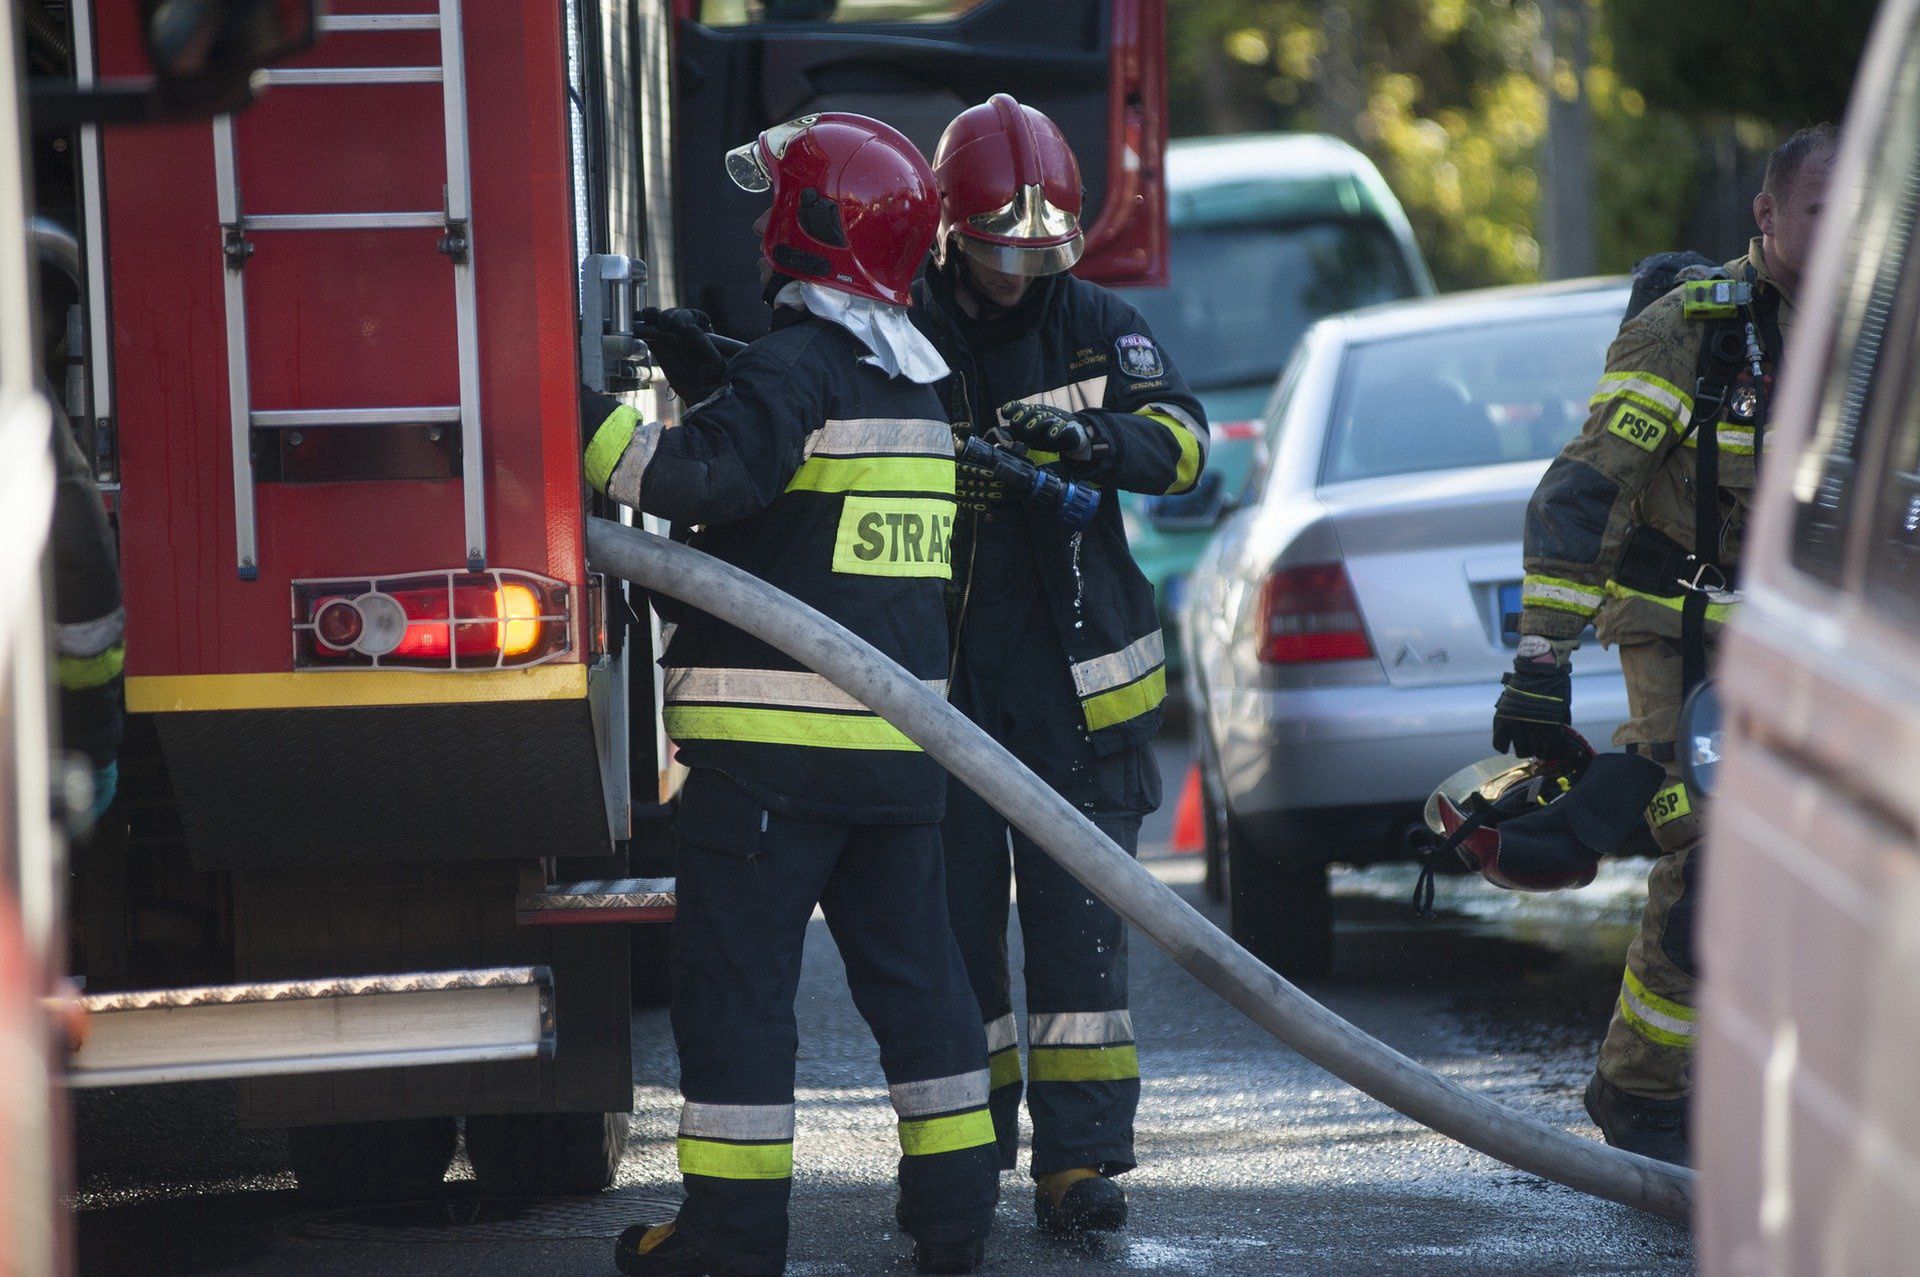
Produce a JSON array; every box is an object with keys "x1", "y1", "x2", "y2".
[
  {"x1": 911, "y1": 94, "x2": 1209, "y2": 1238},
  {"x1": 585, "y1": 113, "x2": 997, "y2": 1277}
]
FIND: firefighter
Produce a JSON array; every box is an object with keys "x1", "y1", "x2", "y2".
[
  {"x1": 909, "y1": 95, "x2": 1208, "y2": 1235},
  {"x1": 585, "y1": 114, "x2": 998, "y2": 1277},
  {"x1": 48, "y1": 391, "x2": 123, "y2": 827},
  {"x1": 1497, "y1": 124, "x2": 1837, "y2": 1165}
]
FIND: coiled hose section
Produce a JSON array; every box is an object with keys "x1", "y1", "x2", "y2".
[{"x1": 587, "y1": 518, "x2": 1693, "y2": 1221}]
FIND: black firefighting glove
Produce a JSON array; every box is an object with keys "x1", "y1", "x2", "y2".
[
  {"x1": 636, "y1": 307, "x2": 728, "y2": 404},
  {"x1": 1001, "y1": 401, "x2": 1102, "y2": 462},
  {"x1": 1493, "y1": 639, "x2": 1578, "y2": 759}
]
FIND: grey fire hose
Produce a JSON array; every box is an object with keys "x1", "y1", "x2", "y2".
[{"x1": 588, "y1": 518, "x2": 1693, "y2": 1221}]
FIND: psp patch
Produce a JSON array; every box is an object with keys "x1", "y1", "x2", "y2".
[{"x1": 1116, "y1": 333, "x2": 1164, "y2": 380}]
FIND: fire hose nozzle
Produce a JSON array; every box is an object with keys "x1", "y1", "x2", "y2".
[{"x1": 959, "y1": 436, "x2": 1101, "y2": 532}]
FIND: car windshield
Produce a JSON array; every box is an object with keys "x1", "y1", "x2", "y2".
[
  {"x1": 1320, "y1": 308, "x2": 1623, "y2": 485},
  {"x1": 1122, "y1": 219, "x2": 1415, "y2": 392}
]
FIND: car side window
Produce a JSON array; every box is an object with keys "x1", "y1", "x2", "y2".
[{"x1": 1789, "y1": 44, "x2": 1920, "y2": 584}]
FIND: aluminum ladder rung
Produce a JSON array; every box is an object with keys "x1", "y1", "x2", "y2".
[
  {"x1": 217, "y1": 0, "x2": 486, "y2": 580},
  {"x1": 244, "y1": 212, "x2": 446, "y2": 232},
  {"x1": 252, "y1": 406, "x2": 461, "y2": 429},
  {"x1": 260, "y1": 66, "x2": 443, "y2": 87},
  {"x1": 321, "y1": 14, "x2": 443, "y2": 33}
]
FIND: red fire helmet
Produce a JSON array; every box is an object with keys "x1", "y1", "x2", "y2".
[
  {"x1": 932, "y1": 93, "x2": 1085, "y2": 277},
  {"x1": 725, "y1": 112, "x2": 939, "y2": 307}
]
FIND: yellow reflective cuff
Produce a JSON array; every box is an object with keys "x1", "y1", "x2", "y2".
[
  {"x1": 1618, "y1": 967, "x2": 1695, "y2": 1048},
  {"x1": 786, "y1": 455, "x2": 955, "y2": 497},
  {"x1": 1139, "y1": 409, "x2": 1201, "y2": 494},
  {"x1": 1521, "y1": 574, "x2": 1604, "y2": 617},
  {"x1": 897, "y1": 1108, "x2": 996, "y2": 1157},
  {"x1": 663, "y1": 704, "x2": 920, "y2": 751},
  {"x1": 1604, "y1": 581, "x2": 1735, "y2": 624},
  {"x1": 1647, "y1": 784, "x2": 1692, "y2": 828},
  {"x1": 1605, "y1": 403, "x2": 1668, "y2": 452},
  {"x1": 58, "y1": 643, "x2": 125, "y2": 691},
  {"x1": 988, "y1": 1047, "x2": 1022, "y2": 1091},
  {"x1": 677, "y1": 1137, "x2": 793, "y2": 1180},
  {"x1": 1029, "y1": 1044, "x2": 1140, "y2": 1083},
  {"x1": 1081, "y1": 667, "x2": 1166, "y2": 732},
  {"x1": 831, "y1": 496, "x2": 955, "y2": 578},
  {"x1": 584, "y1": 405, "x2": 639, "y2": 494}
]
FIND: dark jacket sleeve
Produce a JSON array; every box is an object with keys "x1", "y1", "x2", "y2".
[
  {"x1": 1078, "y1": 298, "x2": 1210, "y2": 495},
  {"x1": 584, "y1": 339, "x2": 819, "y2": 527}
]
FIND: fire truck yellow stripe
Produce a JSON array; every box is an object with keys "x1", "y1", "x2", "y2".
[{"x1": 125, "y1": 664, "x2": 588, "y2": 712}]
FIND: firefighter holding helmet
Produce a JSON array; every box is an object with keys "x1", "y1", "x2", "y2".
[
  {"x1": 910, "y1": 95, "x2": 1209, "y2": 1237},
  {"x1": 583, "y1": 113, "x2": 999, "y2": 1277},
  {"x1": 1495, "y1": 124, "x2": 1837, "y2": 1166}
]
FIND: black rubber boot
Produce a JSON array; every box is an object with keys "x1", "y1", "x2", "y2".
[
  {"x1": 914, "y1": 1238, "x2": 986, "y2": 1274},
  {"x1": 1033, "y1": 1169, "x2": 1128, "y2": 1237},
  {"x1": 1584, "y1": 1072, "x2": 1691, "y2": 1167},
  {"x1": 614, "y1": 1221, "x2": 743, "y2": 1277}
]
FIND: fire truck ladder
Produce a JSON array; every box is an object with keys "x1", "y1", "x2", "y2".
[{"x1": 213, "y1": 4, "x2": 486, "y2": 580}]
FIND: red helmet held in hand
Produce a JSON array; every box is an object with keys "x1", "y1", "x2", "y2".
[
  {"x1": 725, "y1": 112, "x2": 938, "y2": 307},
  {"x1": 933, "y1": 93, "x2": 1085, "y2": 277}
]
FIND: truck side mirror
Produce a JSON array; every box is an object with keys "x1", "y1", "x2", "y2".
[
  {"x1": 1145, "y1": 470, "x2": 1230, "y2": 533},
  {"x1": 1678, "y1": 679, "x2": 1724, "y2": 798}
]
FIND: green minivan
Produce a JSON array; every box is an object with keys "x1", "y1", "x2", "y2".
[{"x1": 1120, "y1": 133, "x2": 1434, "y2": 680}]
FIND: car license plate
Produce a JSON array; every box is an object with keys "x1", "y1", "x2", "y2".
[{"x1": 1499, "y1": 583, "x2": 1523, "y2": 647}]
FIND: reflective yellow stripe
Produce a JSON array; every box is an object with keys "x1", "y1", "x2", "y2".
[
  {"x1": 677, "y1": 1136, "x2": 793, "y2": 1180},
  {"x1": 988, "y1": 1047, "x2": 1022, "y2": 1090},
  {"x1": 1604, "y1": 581, "x2": 1736, "y2": 623},
  {"x1": 58, "y1": 643, "x2": 124, "y2": 691},
  {"x1": 126, "y1": 665, "x2": 588, "y2": 712},
  {"x1": 1522, "y1": 574, "x2": 1604, "y2": 617},
  {"x1": 1140, "y1": 409, "x2": 1201, "y2": 494},
  {"x1": 786, "y1": 455, "x2": 955, "y2": 496},
  {"x1": 1681, "y1": 425, "x2": 1757, "y2": 456},
  {"x1": 1594, "y1": 371, "x2": 1693, "y2": 424},
  {"x1": 663, "y1": 704, "x2": 920, "y2": 751},
  {"x1": 1647, "y1": 784, "x2": 1693, "y2": 828},
  {"x1": 584, "y1": 404, "x2": 638, "y2": 493},
  {"x1": 1618, "y1": 967, "x2": 1695, "y2": 1048},
  {"x1": 831, "y1": 496, "x2": 955, "y2": 578},
  {"x1": 897, "y1": 1108, "x2": 996, "y2": 1157},
  {"x1": 1029, "y1": 1044, "x2": 1140, "y2": 1083},
  {"x1": 1081, "y1": 667, "x2": 1166, "y2": 732}
]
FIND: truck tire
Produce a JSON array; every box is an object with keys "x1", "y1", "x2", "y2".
[
  {"x1": 287, "y1": 1117, "x2": 457, "y2": 1204},
  {"x1": 1226, "y1": 818, "x2": 1334, "y2": 979},
  {"x1": 464, "y1": 1110, "x2": 630, "y2": 1197},
  {"x1": 630, "y1": 922, "x2": 674, "y2": 1009}
]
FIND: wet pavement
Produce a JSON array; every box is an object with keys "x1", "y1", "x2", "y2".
[{"x1": 75, "y1": 743, "x2": 1694, "y2": 1275}]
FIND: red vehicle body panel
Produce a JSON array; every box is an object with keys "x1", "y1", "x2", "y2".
[{"x1": 96, "y1": 1, "x2": 585, "y2": 685}]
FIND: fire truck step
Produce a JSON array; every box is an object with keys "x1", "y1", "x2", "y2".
[
  {"x1": 251, "y1": 406, "x2": 461, "y2": 429},
  {"x1": 321, "y1": 14, "x2": 443, "y2": 34},
  {"x1": 516, "y1": 878, "x2": 676, "y2": 926},
  {"x1": 66, "y1": 966, "x2": 553, "y2": 1089}
]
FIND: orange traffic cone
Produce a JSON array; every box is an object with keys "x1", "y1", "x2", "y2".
[{"x1": 1171, "y1": 762, "x2": 1205, "y2": 855}]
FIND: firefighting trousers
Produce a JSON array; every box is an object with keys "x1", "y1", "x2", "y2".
[
  {"x1": 1598, "y1": 637, "x2": 1703, "y2": 1101},
  {"x1": 668, "y1": 769, "x2": 1000, "y2": 1275}
]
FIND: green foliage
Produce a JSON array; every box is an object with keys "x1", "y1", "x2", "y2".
[{"x1": 1606, "y1": 0, "x2": 1871, "y2": 127}]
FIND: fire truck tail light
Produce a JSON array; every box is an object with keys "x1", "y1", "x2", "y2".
[{"x1": 293, "y1": 570, "x2": 571, "y2": 671}]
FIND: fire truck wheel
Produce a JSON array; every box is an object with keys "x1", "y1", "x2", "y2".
[
  {"x1": 464, "y1": 1110, "x2": 631, "y2": 1196},
  {"x1": 629, "y1": 922, "x2": 674, "y2": 1008},
  {"x1": 287, "y1": 1117, "x2": 457, "y2": 1204}
]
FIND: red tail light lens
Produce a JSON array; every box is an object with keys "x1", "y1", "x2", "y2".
[
  {"x1": 293, "y1": 570, "x2": 571, "y2": 670},
  {"x1": 1257, "y1": 563, "x2": 1373, "y2": 664},
  {"x1": 1215, "y1": 419, "x2": 1263, "y2": 443}
]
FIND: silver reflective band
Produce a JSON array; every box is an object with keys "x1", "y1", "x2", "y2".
[
  {"x1": 1028, "y1": 1009, "x2": 1134, "y2": 1047},
  {"x1": 984, "y1": 1013, "x2": 1018, "y2": 1054},
  {"x1": 805, "y1": 418, "x2": 953, "y2": 459},
  {"x1": 606, "y1": 419, "x2": 664, "y2": 507},
  {"x1": 667, "y1": 666, "x2": 946, "y2": 711},
  {"x1": 55, "y1": 606, "x2": 126, "y2": 658},
  {"x1": 1001, "y1": 375, "x2": 1107, "y2": 422},
  {"x1": 680, "y1": 1101, "x2": 796, "y2": 1141},
  {"x1": 725, "y1": 142, "x2": 771, "y2": 193},
  {"x1": 1070, "y1": 631, "x2": 1165, "y2": 699},
  {"x1": 890, "y1": 1069, "x2": 991, "y2": 1118}
]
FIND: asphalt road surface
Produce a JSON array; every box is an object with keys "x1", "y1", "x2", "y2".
[{"x1": 75, "y1": 741, "x2": 1694, "y2": 1275}]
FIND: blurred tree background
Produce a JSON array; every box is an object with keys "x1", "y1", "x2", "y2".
[{"x1": 1168, "y1": 0, "x2": 1874, "y2": 290}]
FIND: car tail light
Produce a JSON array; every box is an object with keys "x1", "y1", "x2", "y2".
[
  {"x1": 1257, "y1": 563, "x2": 1373, "y2": 664},
  {"x1": 1216, "y1": 419, "x2": 1263, "y2": 443},
  {"x1": 292, "y1": 570, "x2": 571, "y2": 670}
]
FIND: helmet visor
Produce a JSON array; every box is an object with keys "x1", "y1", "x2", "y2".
[
  {"x1": 724, "y1": 115, "x2": 821, "y2": 193},
  {"x1": 956, "y1": 183, "x2": 1084, "y2": 276}
]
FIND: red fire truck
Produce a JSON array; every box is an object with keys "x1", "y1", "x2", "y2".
[{"x1": 37, "y1": 0, "x2": 1169, "y2": 1203}]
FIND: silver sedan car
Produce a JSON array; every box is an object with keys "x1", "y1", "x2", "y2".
[{"x1": 1178, "y1": 280, "x2": 1635, "y2": 975}]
